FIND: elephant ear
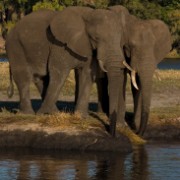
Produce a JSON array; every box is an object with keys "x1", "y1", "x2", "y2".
[
  {"x1": 50, "y1": 9, "x2": 92, "y2": 58},
  {"x1": 150, "y1": 20, "x2": 172, "y2": 63}
]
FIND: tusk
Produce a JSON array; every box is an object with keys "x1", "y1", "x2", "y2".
[
  {"x1": 123, "y1": 60, "x2": 134, "y2": 71},
  {"x1": 131, "y1": 71, "x2": 139, "y2": 90},
  {"x1": 122, "y1": 61, "x2": 139, "y2": 90},
  {"x1": 98, "y1": 60, "x2": 108, "y2": 72}
]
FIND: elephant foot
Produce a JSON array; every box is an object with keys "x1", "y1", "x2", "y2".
[
  {"x1": 74, "y1": 110, "x2": 88, "y2": 119},
  {"x1": 109, "y1": 121, "x2": 128, "y2": 137},
  {"x1": 37, "y1": 105, "x2": 59, "y2": 114},
  {"x1": 116, "y1": 121, "x2": 128, "y2": 129}
]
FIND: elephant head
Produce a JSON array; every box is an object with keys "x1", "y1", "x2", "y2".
[
  {"x1": 49, "y1": 6, "x2": 130, "y2": 136},
  {"x1": 109, "y1": 5, "x2": 172, "y2": 135}
]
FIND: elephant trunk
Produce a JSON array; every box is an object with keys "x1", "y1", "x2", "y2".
[
  {"x1": 106, "y1": 63, "x2": 126, "y2": 136},
  {"x1": 136, "y1": 68, "x2": 154, "y2": 135}
]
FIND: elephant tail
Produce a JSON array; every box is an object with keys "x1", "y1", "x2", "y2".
[{"x1": 7, "y1": 65, "x2": 14, "y2": 98}]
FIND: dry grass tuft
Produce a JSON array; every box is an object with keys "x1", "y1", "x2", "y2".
[
  {"x1": 0, "y1": 109, "x2": 106, "y2": 131},
  {"x1": 37, "y1": 112, "x2": 86, "y2": 128},
  {"x1": 117, "y1": 127, "x2": 146, "y2": 145},
  {"x1": 152, "y1": 70, "x2": 180, "y2": 94},
  {"x1": 166, "y1": 49, "x2": 180, "y2": 58},
  {"x1": 0, "y1": 109, "x2": 36, "y2": 125},
  {"x1": 0, "y1": 62, "x2": 10, "y2": 91},
  {"x1": 150, "y1": 106, "x2": 180, "y2": 127}
]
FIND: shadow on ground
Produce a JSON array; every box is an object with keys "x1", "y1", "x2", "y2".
[{"x1": 0, "y1": 99, "x2": 98, "y2": 113}]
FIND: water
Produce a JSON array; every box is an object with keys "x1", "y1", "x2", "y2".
[
  {"x1": 158, "y1": 58, "x2": 180, "y2": 70},
  {"x1": 0, "y1": 57, "x2": 7, "y2": 62},
  {"x1": 0, "y1": 143, "x2": 179, "y2": 180}
]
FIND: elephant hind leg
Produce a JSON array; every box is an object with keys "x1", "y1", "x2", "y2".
[
  {"x1": 12, "y1": 65, "x2": 34, "y2": 114},
  {"x1": 7, "y1": 43, "x2": 34, "y2": 114}
]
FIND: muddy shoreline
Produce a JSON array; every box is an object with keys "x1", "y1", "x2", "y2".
[
  {"x1": 0, "y1": 125, "x2": 132, "y2": 152},
  {"x1": 0, "y1": 95, "x2": 179, "y2": 152}
]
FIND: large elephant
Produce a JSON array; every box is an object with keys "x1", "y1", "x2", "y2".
[
  {"x1": 6, "y1": 9, "x2": 57, "y2": 114},
  {"x1": 99, "y1": 5, "x2": 172, "y2": 136},
  {"x1": 6, "y1": 6, "x2": 129, "y2": 127},
  {"x1": 6, "y1": 7, "x2": 96, "y2": 114}
]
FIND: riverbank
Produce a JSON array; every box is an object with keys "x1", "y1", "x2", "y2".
[
  {"x1": 0, "y1": 111, "x2": 133, "y2": 152},
  {"x1": 0, "y1": 58, "x2": 179, "y2": 150}
]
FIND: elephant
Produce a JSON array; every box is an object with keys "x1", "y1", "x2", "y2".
[
  {"x1": 95, "y1": 5, "x2": 172, "y2": 136},
  {"x1": 6, "y1": 9, "x2": 57, "y2": 114},
  {"x1": 6, "y1": 7, "x2": 96, "y2": 115},
  {"x1": 6, "y1": 5, "x2": 133, "y2": 130}
]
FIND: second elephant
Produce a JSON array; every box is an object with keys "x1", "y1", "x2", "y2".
[{"x1": 93, "y1": 6, "x2": 172, "y2": 136}]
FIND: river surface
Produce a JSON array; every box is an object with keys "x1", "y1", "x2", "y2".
[
  {"x1": 157, "y1": 58, "x2": 180, "y2": 70},
  {"x1": 0, "y1": 143, "x2": 180, "y2": 180}
]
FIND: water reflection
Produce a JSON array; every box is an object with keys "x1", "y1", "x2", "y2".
[
  {"x1": 127, "y1": 145, "x2": 149, "y2": 180},
  {"x1": 0, "y1": 144, "x2": 180, "y2": 179},
  {"x1": 0, "y1": 146, "x2": 148, "y2": 180}
]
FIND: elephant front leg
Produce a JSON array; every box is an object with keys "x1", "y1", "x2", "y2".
[
  {"x1": 37, "y1": 68, "x2": 70, "y2": 114},
  {"x1": 75, "y1": 67, "x2": 93, "y2": 117}
]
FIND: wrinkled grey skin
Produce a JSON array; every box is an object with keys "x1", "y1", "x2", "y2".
[
  {"x1": 100, "y1": 6, "x2": 172, "y2": 136},
  {"x1": 6, "y1": 6, "x2": 126, "y2": 123}
]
